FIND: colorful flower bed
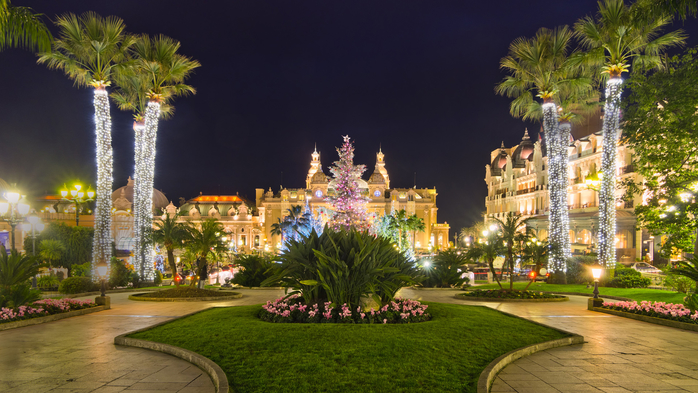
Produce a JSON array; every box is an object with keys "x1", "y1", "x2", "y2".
[
  {"x1": 460, "y1": 289, "x2": 565, "y2": 299},
  {"x1": 601, "y1": 300, "x2": 698, "y2": 324},
  {"x1": 259, "y1": 295, "x2": 431, "y2": 324},
  {"x1": 0, "y1": 298, "x2": 97, "y2": 324}
]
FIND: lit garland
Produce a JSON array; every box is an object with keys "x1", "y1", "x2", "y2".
[
  {"x1": 133, "y1": 101, "x2": 161, "y2": 280},
  {"x1": 326, "y1": 136, "x2": 371, "y2": 231},
  {"x1": 91, "y1": 87, "x2": 113, "y2": 281},
  {"x1": 542, "y1": 102, "x2": 570, "y2": 274},
  {"x1": 598, "y1": 77, "x2": 622, "y2": 268}
]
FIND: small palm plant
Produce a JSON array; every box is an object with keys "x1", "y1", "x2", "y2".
[
  {"x1": 38, "y1": 239, "x2": 65, "y2": 269},
  {"x1": 186, "y1": 219, "x2": 227, "y2": 288},
  {"x1": 673, "y1": 257, "x2": 698, "y2": 311},
  {"x1": 494, "y1": 213, "x2": 532, "y2": 290},
  {"x1": 152, "y1": 212, "x2": 189, "y2": 286},
  {"x1": 0, "y1": 246, "x2": 44, "y2": 307},
  {"x1": 465, "y1": 230, "x2": 505, "y2": 290}
]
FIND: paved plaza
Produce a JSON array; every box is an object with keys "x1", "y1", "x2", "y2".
[{"x1": 1, "y1": 288, "x2": 698, "y2": 392}]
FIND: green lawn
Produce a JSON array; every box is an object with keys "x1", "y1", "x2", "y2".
[
  {"x1": 473, "y1": 282, "x2": 686, "y2": 303},
  {"x1": 129, "y1": 302, "x2": 568, "y2": 393}
]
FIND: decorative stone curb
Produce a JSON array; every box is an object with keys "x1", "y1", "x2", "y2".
[
  {"x1": 52, "y1": 288, "x2": 162, "y2": 299},
  {"x1": 410, "y1": 287, "x2": 465, "y2": 291},
  {"x1": 128, "y1": 292, "x2": 243, "y2": 302},
  {"x1": 456, "y1": 293, "x2": 569, "y2": 302},
  {"x1": 475, "y1": 308, "x2": 584, "y2": 393},
  {"x1": 591, "y1": 306, "x2": 698, "y2": 333},
  {"x1": 114, "y1": 308, "x2": 230, "y2": 393},
  {"x1": 0, "y1": 305, "x2": 107, "y2": 332},
  {"x1": 546, "y1": 291, "x2": 632, "y2": 302}
]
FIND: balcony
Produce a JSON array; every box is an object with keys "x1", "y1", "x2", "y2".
[{"x1": 516, "y1": 187, "x2": 535, "y2": 195}]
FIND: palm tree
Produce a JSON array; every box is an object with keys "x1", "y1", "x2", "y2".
[
  {"x1": 38, "y1": 239, "x2": 65, "y2": 269},
  {"x1": 575, "y1": 0, "x2": 686, "y2": 268},
  {"x1": 120, "y1": 35, "x2": 199, "y2": 281},
  {"x1": 522, "y1": 237, "x2": 555, "y2": 290},
  {"x1": 466, "y1": 228, "x2": 505, "y2": 289},
  {"x1": 0, "y1": 0, "x2": 51, "y2": 52},
  {"x1": 38, "y1": 12, "x2": 135, "y2": 280},
  {"x1": 186, "y1": 219, "x2": 227, "y2": 288},
  {"x1": 0, "y1": 246, "x2": 43, "y2": 291},
  {"x1": 494, "y1": 213, "x2": 532, "y2": 290},
  {"x1": 496, "y1": 26, "x2": 588, "y2": 280},
  {"x1": 152, "y1": 212, "x2": 188, "y2": 286}
]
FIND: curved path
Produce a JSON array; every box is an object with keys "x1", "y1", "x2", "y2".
[
  {"x1": 401, "y1": 288, "x2": 698, "y2": 393},
  {"x1": 3, "y1": 288, "x2": 698, "y2": 393},
  {"x1": 0, "y1": 289, "x2": 284, "y2": 393}
]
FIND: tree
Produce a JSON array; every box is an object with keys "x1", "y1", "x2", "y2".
[
  {"x1": 422, "y1": 249, "x2": 470, "y2": 288},
  {"x1": 0, "y1": 0, "x2": 51, "y2": 52},
  {"x1": 38, "y1": 12, "x2": 135, "y2": 279},
  {"x1": 623, "y1": 47, "x2": 698, "y2": 257},
  {"x1": 38, "y1": 239, "x2": 66, "y2": 269},
  {"x1": 28, "y1": 223, "x2": 93, "y2": 276},
  {"x1": 522, "y1": 237, "x2": 554, "y2": 290},
  {"x1": 116, "y1": 35, "x2": 199, "y2": 281},
  {"x1": 496, "y1": 26, "x2": 590, "y2": 278},
  {"x1": 152, "y1": 212, "x2": 189, "y2": 286},
  {"x1": 494, "y1": 213, "x2": 532, "y2": 289},
  {"x1": 466, "y1": 227, "x2": 505, "y2": 289},
  {"x1": 373, "y1": 209, "x2": 425, "y2": 254},
  {"x1": 326, "y1": 136, "x2": 371, "y2": 231},
  {"x1": 186, "y1": 219, "x2": 227, "y2": 288},
  {"x1": 574, "y1": 0, "x2": 686, "y2": 267}
]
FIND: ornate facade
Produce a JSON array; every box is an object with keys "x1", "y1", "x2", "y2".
[
  {"x1": 176, "y1": 146, "x2": 450, "y2": 252},
  {"x1": 485, "y1": 125, "x2": 648, "y2": 262}
]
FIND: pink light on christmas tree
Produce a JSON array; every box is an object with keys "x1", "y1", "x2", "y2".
[{"x1": 326, "y1": 135, "x2": 371, "y2": 232}]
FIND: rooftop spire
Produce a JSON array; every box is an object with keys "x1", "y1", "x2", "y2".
[{"x1": 522, "y1": 128, "x2": 530, "y2": 140}]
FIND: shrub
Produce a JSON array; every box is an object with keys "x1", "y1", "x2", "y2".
[
  {"x1": 608, "y1": 266, "x2": 651, "y2": 288},
  {"x1": 662, "y1": 265, "x2": 696, "y2": 294},
  {"x1": 565, "y1": 256, "x2": 597, "y2": 284},
  {"x1": 109, "y1": 258, "x2": 132, "y2": 288},
  {"x1": 71, "y1": 261, "x2": 91, "y2": 277},
  {"x1": 231, "y1": 254, "x2": 277, "y2": 287},
  {"x1": 58, "y1": 276, "x2": 96, "y2": 294},
  {"x1": 0, "y1": 283, "x2": 42, "y2": 308},
  {"x1": 37, "y1": 274, "x2": 60, "y2": 290},
  {"x1": 262, "y1": 229, "x2": 421, "y2": 310},
  {"x1": 420, "y1": 249, "x2": 470, "y2": 288},
  {"x1": 154, "y1": 270, "x2": 163, "y2": 285}
]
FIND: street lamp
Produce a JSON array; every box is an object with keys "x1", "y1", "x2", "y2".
[
  {"x1": 0, "y1": 191, "x2": 31, "y2": 251},
  {"x1": 60, "y1": 183, "x2": 95, "y2": 226},
  {"x1": 22, "y1": 213, "x2": 45, "y2": 288},
  {"x1": 95, "y1": 259, "x2": 110, "y2": 308},
  {"x1": 591, "y1": 263, "x2": 603, "y2": 299}
]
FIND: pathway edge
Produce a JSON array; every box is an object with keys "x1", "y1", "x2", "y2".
[
  {"x1": 114, "y1": 307, "x2": 230, "y2": 393},
  {"x1": 0, "y1": 305, "x2": 107, "y2": 332}
]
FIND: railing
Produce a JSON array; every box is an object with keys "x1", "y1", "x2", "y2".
[
  {"x1": 516, "y1": 187, "x2": 535, "y2": 195},
  {"x1": 568, "y1": 202, "x2": 598, "y2": 210}
]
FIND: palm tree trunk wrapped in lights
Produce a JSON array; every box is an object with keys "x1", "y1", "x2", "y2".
[
  {"x1": 598, "y1": 76, "x2": 622, "y2": 268},
  {"x1": 542, "y1": 100, "x2": 570, "y2": 278},
  {"x1": 91, "y1": 83, "x2": 114, "y2": 278},
  {"x1": 133, "y1": 99, "x2": 161, "y2": 280}
]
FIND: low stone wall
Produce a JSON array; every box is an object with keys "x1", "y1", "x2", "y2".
[
  {"x1": 591, "y1": 306, "x2": 698, "y2": 333},
  {"x1": 114, "y1": 308, "x2": 230, "y2": 393},
  {"x1": 476, "y1": 307, "x2": 584, "y2": 393},
  {"x1": 128, "y1": 293, "x2": 243, "y2": 302},
  {"x1": 0, "y1": 305, "x2": 107, "y2": 332}
]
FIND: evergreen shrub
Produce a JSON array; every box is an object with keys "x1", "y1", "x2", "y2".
[
  {"x1": 58, "y1": 277, "x2": 96, "y2": 294},
  {"x1": 608, "y1": 266, "x2": 651, "y2": 288},
  {"x1": 231, "y1": 254, "x2": 276, "y2": 287}
]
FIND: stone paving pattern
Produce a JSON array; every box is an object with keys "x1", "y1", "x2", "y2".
[
  {"x1": 2, "y1": 287, "x2": 698, "y2": 392},
  {"x1": 401, "y1": 288, "x2": 698, "y2": 393}
]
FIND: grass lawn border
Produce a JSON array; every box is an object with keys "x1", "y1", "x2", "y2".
[
  {"x1": 477, "y1": 308, "x2": 584, "y2": 392},
  {"x1": 128, "y1": 292, "x2": 242, "y2": 302},
  {"x1": 457, "y1": 294, "x2": 570, "y2": 302},
  {"x1": 115, "y1": 308, "x2": 230, "y2": 393},
  {"x1": 115, "y1": 304, "x2": 584, "y2": 393},
  {"x1": 590, "y1": 305, "x2": 698, "y2": 333},
  {"x1": 0, "y1": 305, "x2": 108, "y2": 331}
]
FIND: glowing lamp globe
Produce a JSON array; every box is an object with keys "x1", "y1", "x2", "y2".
[
  {"x1": 27, "y1": 214, "x2": 40, "y2": 225},
  {"x1": 96, "y1": 261, "x2": 108, "y2": 278},
  {"x1": 0, "y1": 201, "x2": 8, "y2": 214},
  {"x1": 78, "y1": 192, "x2": 84, "y2": 198},
  {"x1": 17, "y1": 197, "x2": 30, "y2": 215},
  {"x1": 60, "y1": 190, "x2": 68, "y2": 198},
  {"x1": 87, "y1": 190, "x2": 95, "y2": 199},
  {"x1": 36, "y1": 223, "x2": 45, "y2": 232},
  {"x1": 74, "y1": 184, "x2": 82, "y2": 191},
  {"x1": 22, "y1": 223, "x2": 32, "y2": 231},
  {"x1": 591, "y1": 263, "x2": 603, "y2": 280},
  {"x1": 70, "y1": 189, "x2": 78, "y2": 197},
  {"x1": 5, "y1": 192, "x2": 20, "y2": 204}
]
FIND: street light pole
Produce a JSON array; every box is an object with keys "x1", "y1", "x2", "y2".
[
  {"x1": 60, "y1": 184, "x2": 95, "y2": 227},
  {"x1": 0, "y1": 191, "x2": 31, "y2": 251}
]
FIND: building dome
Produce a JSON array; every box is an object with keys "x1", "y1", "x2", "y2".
[
  {"x1": 311, "y1": 171, "x2": 329, "y2": 183},
  {"x1": 512, "y1": 129, "x2": 534, "y2": 168},
  {"x1": 111, "y1": 177, "x2": 169, "y2": 211}
]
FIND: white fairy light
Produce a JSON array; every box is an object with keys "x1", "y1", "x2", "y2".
[
  {"x1": 132, "y1": 101, "x2": 161, "y2": 281},
  {"x1": 91, "y1": 87, "x2": 113, "y2": 281},
  {"x1": 543, "y1": 102, "x2": 570, "y2": 276},
  {"x1": 598, "y1": 77, "x2": 622, "y2": 268}
]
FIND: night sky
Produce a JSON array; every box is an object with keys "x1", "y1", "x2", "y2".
[{"x1": 1, "y1": 1, "x2": 697, "y2": 233}]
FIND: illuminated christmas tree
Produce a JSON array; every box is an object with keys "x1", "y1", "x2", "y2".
[{"x1": 326, "y1": 136, "x2": 371, "y2": 231}]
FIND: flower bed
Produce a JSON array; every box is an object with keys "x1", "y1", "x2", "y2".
[
  {"x1": 601, "y1": 300, "x2": 698, "y2": 324},
  {"x1": 0, "y1": 298, "x2": 96, "y2": 324},
  {"x1": 259, "y1": 295, "x2": 431, "y2": 324},
  {"x1": 460, "y1": 289, "x2": 566, "y2": 300}
]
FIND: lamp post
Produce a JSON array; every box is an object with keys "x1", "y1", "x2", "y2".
[
  {"x1": 591, "y1": 263, "x2": 603, "y2": 299},
  {"x1": 60, "y1": 183, "x2": 94, "y2": 226},
  {"x1": 23, "y1": 213, "x2": 45, "y2": 288},
  {"x1": 95, "y1": 259, "x2": 110, "y2": 308},
  {"x1": 0, "y1": 191, "x2": 31, "y2": 251}
]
